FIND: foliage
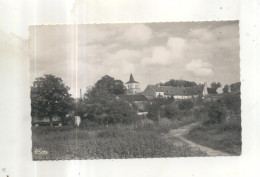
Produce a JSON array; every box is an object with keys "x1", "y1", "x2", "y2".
[
  {"x1": 221, "y1": 93, "x2": 241, "y2": 114},
  {"x1": 230, "y1": 82, "x2": 241, "y2": 92},
  {"x1": 222, "y1": 84, "x2": 230, "y2": 93},
  {"x1": 160, "y1": 79, "x2": 197, "y2": 87},
  {"x1": 164, "y1": 104, "x2": 178, "y2": 119},
  {"x1": 32, "y1": 124, "x2": 206, "y2": 160},
  {"x1": 146, "y1": 98, "x2": 175, "y2": 121},
  {"x1": 79, "y1": 88, "x2": 135, "y2": 126},
  {"x1": 31, "y1": 74, "x2": 73, "y2": 126},
  {"x1": 95, "y1": 75, "x2": 126, "y2": 95},
  {"x1": 204, "y1": 101, "x2": 226, "y2": 124},
  {"x1": 178, "y1": 100, "x2": 194, "y2": 111},
  {"x1": 186, "y1": 122, "x2": 241, "y2": 155},
  {"x1": 210, "y1": 82, "x2": 222, "y2": 93}
]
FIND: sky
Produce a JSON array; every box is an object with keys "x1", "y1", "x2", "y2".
[{"x1": 29, "y1": 21, "x2": 240, "y2": 97}]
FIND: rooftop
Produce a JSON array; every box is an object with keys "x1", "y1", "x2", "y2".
[
  {"x1": 148, "y1": 85, "x2": 204, "y2": 96},
  {"x1": 118, "y1": 94, "x2": 148, "y2": 102},
  {"x1": 125, "y1": 73, "x2": 139, "y2": 84}
]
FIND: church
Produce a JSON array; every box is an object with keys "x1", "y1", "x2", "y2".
[
  {"x1": 125, "y1": 73, "x2": 141, "y2": 95},
  {"x1": 117, "y1": 73, "x2": 148, "y2": 112},
  {"x1": 124, "y1": 73, "x2": 209, "y2": 100}
]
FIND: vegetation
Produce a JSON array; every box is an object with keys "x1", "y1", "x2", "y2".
[
  {"x1": 230, "y1": 82, "x2": 241, "y2": 92},
  {"x1": 210, "y1": 82, "x2": 222, "y2": 93},
  {"x1": 31, "y1": 74, "x2": 241, "y2": 158},
  {"x1": 146, "y1": 98, "x2": 196, "y2": 121},
  {"x1": 222, "y1": 84, "x2": 230, "y2": 93},
  {"x1": 178, "y1": 100, "x2": 194, "y2": 111},
  {"x1": 160, "y1": 79, "x2": 197, "y2": 87},
  {"x1": 32, "y1": 119, "x2": 206, "y2": 160},
  {"x1": 31, "y1": 74, "x2": 73, "y2": 126},
  {"x1": 186, "y1": 123, "x2": 241, "y2": 155},
  {"x1": 77, "y1": 76, "x2": 136, "y2": 126},
  {"x1": 95, "y1": 75, "x2": 126, "y2": 95},
  {"x1": 186, "y1": 93, "x2": 241, "y2": 155}
]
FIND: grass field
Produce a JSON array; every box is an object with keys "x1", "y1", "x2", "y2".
[
  {"x1": 185, "y1": 121, "x2": 241, "y2": 155},
  {"x1": 32, "y1": 117, "x2": 206, "y2": 160}
]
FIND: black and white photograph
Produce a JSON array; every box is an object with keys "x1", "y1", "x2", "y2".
[{"x1": 29, "y1": 21, "x2": 241, "y2": 160}]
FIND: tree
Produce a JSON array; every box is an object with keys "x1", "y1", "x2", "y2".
[
  {"x1": 210, "y1": 82, "x2": 222, "y2": 93},
  {"x1": 230, "y1": 82, "x2": 241, "y2": 92},
  {"x1": 31, "y1": 74, "x2": 73, "y2": 126},
  {"x1": 79, "y1": 88, "x2": 134, "y2": 126},
  {"x1": 160, "y1": 79, "x2": 197, "y2": 87},
  {"x1": 95, "y1": 75, "x2": 126, "y2": 95},
  {"x1": 222, "y1": 84, "x2": 230, "y2": 93}
]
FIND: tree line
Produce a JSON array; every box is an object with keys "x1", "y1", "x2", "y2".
[
  {"x1": 31, "y1": 74, "x2": 131, "y2": 126},
  {"x1": 31, "y1": 74, "x2": 240, "y2": 126}
]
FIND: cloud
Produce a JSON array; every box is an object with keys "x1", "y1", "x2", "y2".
[
  {"x1": 188, "y1": 28, "x2": 215, "y2": 41},
  {"x1": 185, "y1": 59, "x2": 213, "y2": 77},
  {"x1": 29, "y1": 22, "x2": 240, "y2": 97},
  {"x1": 141, "y1": 37, "x2": 187, "y2": 66},
  {"x1": 167, "y1": 37, "x2": 186, "y2": 58},
  {"x1": 82, "y1": 26, "x2": 116, "y2": 44},
  {"x1": 141, "y1": 46, "x2": 171, "y2": 66},
  {"x1": 99, "y1": 49, "x2": 142, "y2": 78},
  {"x1": 122, "y1": 24, "x2": 153, "y2": 45}
]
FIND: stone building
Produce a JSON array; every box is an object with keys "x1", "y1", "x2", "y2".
[
  {"x1": 125, "y1": 73, "x2": 141, "y2": 95},
  {"x1": 143, "y1": 83, "x2": 208, "y2": 100}
]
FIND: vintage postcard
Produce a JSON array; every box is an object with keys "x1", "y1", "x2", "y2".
[{"x1": 29, "y1": 21, "x2": 241, "y2": 160}]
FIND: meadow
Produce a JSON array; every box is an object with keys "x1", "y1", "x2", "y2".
[
  {"x1": 185, "y1": 118, "x2": 241, "y2": 155},
  {"x1": 32, "y1": 117, "x2": 206, "y2": 160},
  {"x1": 32, "y1": 94, "x2": 242, "y2": 160}
]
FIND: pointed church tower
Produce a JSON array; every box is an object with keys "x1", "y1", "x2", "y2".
[{"x1": 125, "y1": 73, "x2": 140, "y2": 95}]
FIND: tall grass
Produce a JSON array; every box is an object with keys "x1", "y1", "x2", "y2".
[
  {"x1": 32, "y1": 120, "x2": 206, "y2": 160},
  {"x1": 185, "y1": 114, "x2": 241, "y2": 155}
]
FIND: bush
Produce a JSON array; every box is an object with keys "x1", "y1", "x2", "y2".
[
  {"x1": 146, "y1": 98, "x2": 174, "y2": 121},
  {"x1": 78, "y1": 88, "x2": 137, "y2": 126},
  {"x1": 205, "y1": 101, "x2": 226, "y2": 124},
  {"x1": 221, "y1": 94, "x2": 241, "y2": 114},
  {"x1": 178, "y1": 100, "x2": 194, "y2": 111},
  {"x1": 220, "y1": 120, "x2": 241, "y2": 132},
  {"x1": 164, "y1": 104, "x2": 178, "y2": 119}
]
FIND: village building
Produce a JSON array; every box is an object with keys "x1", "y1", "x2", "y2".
[
  {"x1": 117, "y1": 74, "x2": 148, "y2": 114},
  {"x1": 125, "y1": 73, "x2": 141, "y2": 95},
  {"x1": 142, "y1": 83, "x2": 208, "y2": 100}
]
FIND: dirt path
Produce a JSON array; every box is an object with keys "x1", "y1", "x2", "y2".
[{"x1": 162, "y1": 122, "x2": 231, "y2": 156}]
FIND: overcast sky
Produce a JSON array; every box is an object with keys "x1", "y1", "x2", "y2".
[{"x1": 29, "y1": 21, "x2": 239, "y2": 97}]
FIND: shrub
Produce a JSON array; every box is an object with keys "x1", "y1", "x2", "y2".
[
  {"x1": 221, "y1": 94, "x2": 241, "y2": 114},
  {"x1": 178, "y1": 100, "x2": 194, "y2": 111},
  {"x1": 158, "y1": 118, "x2": 173, "y2": 128},
  {"x1": 164, "y1": 104, "x2": 178, "y2": 119},
  {"x1": 146, "y1": 98, "x2": 174, "y2": 121},
  {"x1": 205, "y1": 101, "x2": 226, "y2": 124},
  {"x1": 220, "y1": 120, "x2": 241, "y2": 132},
  {"x1": 138, "y1": 118, "x2": 154, "y2": 128}
]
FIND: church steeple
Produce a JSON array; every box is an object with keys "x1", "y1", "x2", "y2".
[
  {"x1": 126, "y1": 73, "x2": 139, "y2": 84},
  {"x1": 125, "y1": 73, "x2": 140, "y2": 95}
]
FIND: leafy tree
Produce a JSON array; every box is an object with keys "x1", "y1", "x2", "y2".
[
  {"x1": 95, "y1": 75, "x2": 126, "y2": 95},
  {"x1": 222, "y1": 84, "x2": 230, "y2": 93},
  {"x1": 210, "y1": 82, "x2": 222, "y2": 93},
  {"x1": 31, "y1": 74, "x2": 73, "y2": 126},
  {"x1": 160, "y1": 79, "x2": 197, "y2": 87},
  {"x1": 79, "y1": 86, "x2": 135, "y2": 126},
  {"x1": 230, "y1": 82, "x2": 241, "y2": 92}
]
